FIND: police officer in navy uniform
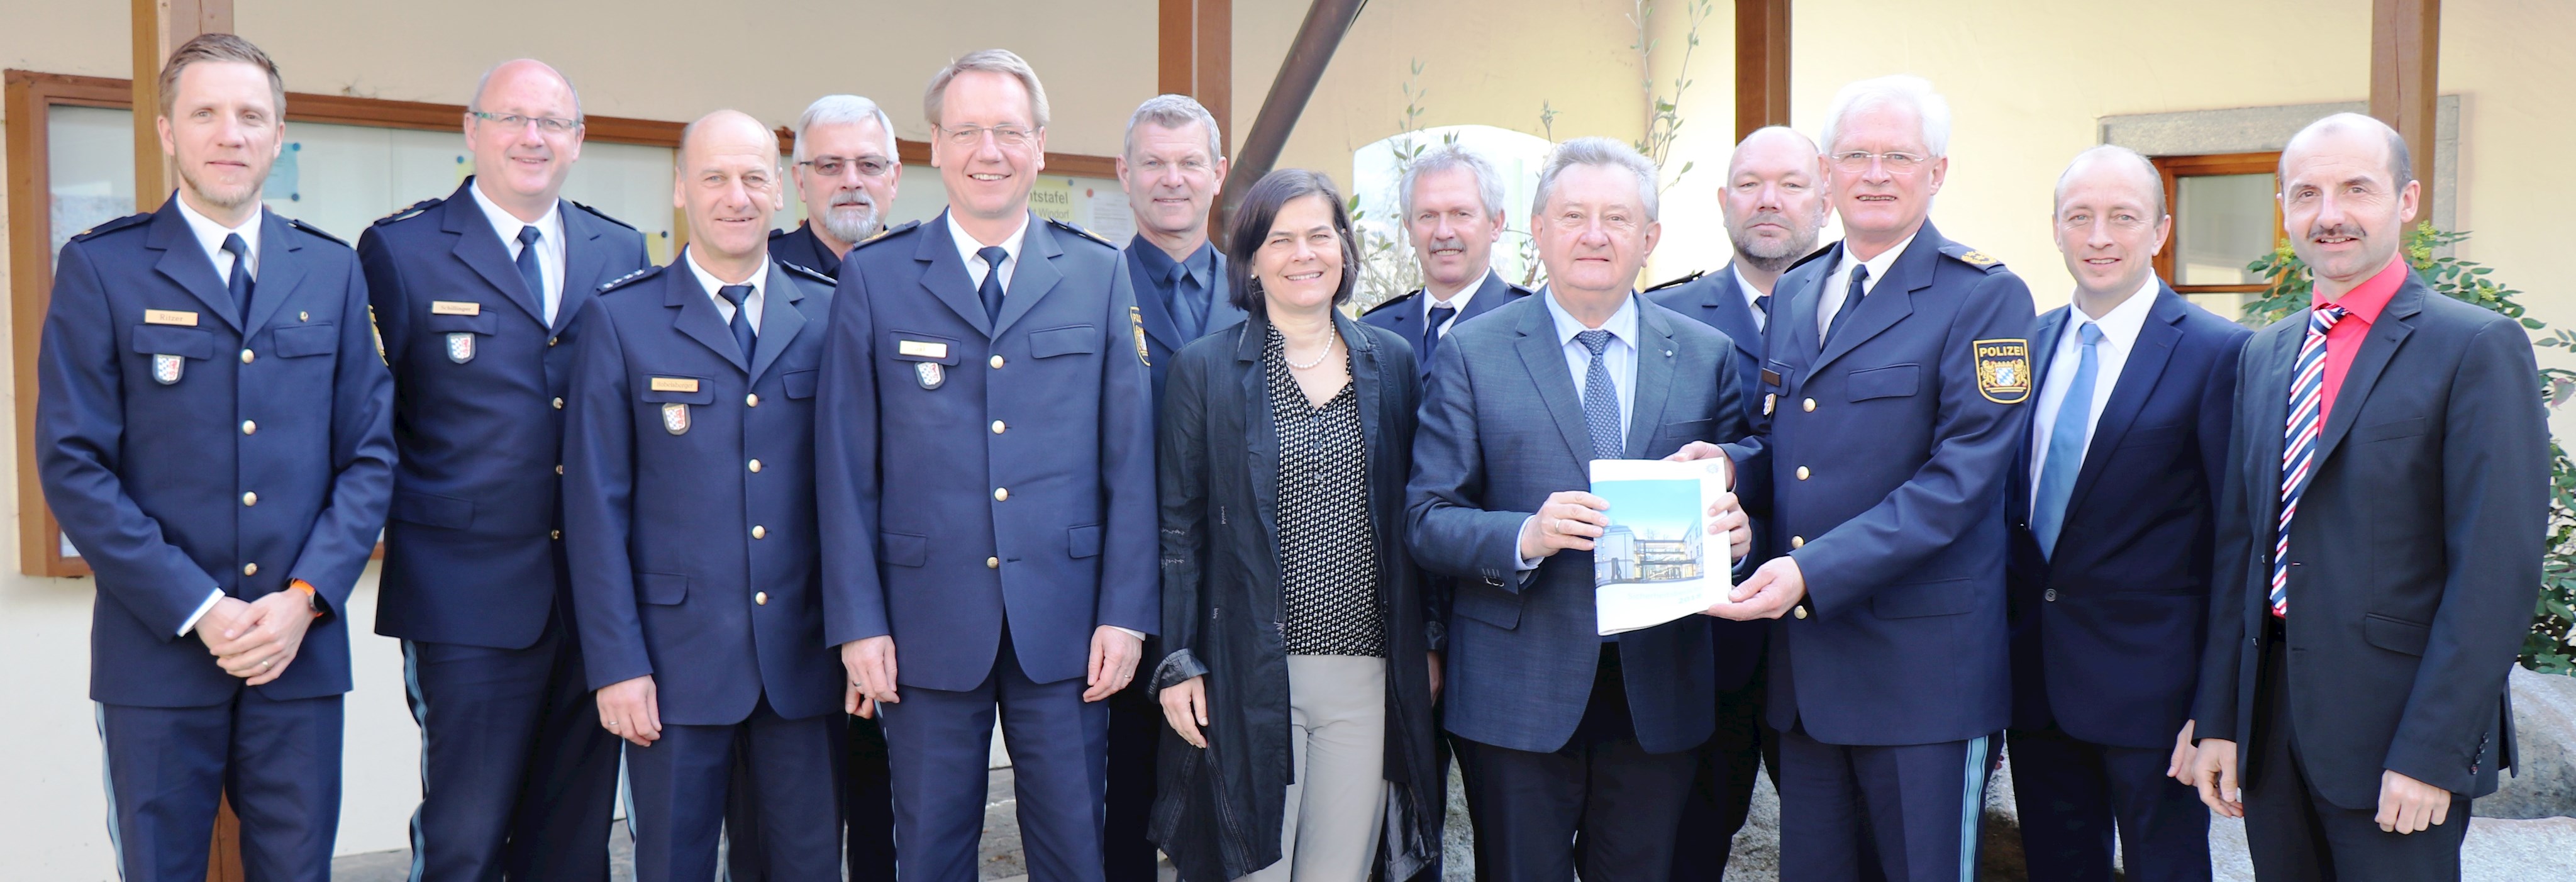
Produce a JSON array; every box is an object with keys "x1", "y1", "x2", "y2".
[
  {"x1": 564, "y1": 111, "x2": 845, "y2": 882},
  {"x1": 1359, "y1": 143, "x2": 1532, "y2": 384},
  {"x1": 818, "y1": 50, "x2": 1155, "y2": 882},
  {"x1": 1685, "y1": 75, "x2": 2035, "y2": 882},
  {"x1": 357, "y1": 58, "x2": 647, "y2": 881},
  {"x1": 37, "y1": 35, "x2": 394, "y2": 882},
  {"x1": 1648, "y1": 124, "x2": 1829, "y2": 879}
]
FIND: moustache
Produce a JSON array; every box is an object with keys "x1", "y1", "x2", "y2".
[
  {"x1": 2306, "y1": 222, "x2": 2365, "y2": 241},
  {"x1": 830, "y1": 194, "x2": 874, "y2": 209}
]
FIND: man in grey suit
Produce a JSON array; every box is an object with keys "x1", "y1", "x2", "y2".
[{"x1": 1407, "y1": 137, "x2": 1755, "y2": 882}]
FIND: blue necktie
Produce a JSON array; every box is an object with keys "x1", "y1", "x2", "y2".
[
  {"x1": 1577, "y1": 329, "x2": 1623, "y2": 461},
  {"x1": 1423, "y1": 302, "x2": 1458, "y2": 365},
  {"x1": 1823, "y1": 264, "x2": 1868, "y2": 347},
  {"x1": 514, "y1": 225, "x2": 547, "y2": 320},
  {"x1": 976, "y1": 246, "x2": 1009, "y2": 323},
  {"x1": 1167, "y1": 264, "x2": 1206, "y2": 341},
  {"x1": 221, "y1": 233, "x2": 253, "y2": 325},
  {"x1": 2030, "y1": 322, "x2": 2102, "y2": 557},
  {"x1": 716, "y1": 284, "x2": 756, "y2": 361}
]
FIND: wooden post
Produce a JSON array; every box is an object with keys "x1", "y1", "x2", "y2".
[
  {"x1": 1734, "y1": 0, "x2": 1791, "y2": 143},
  {"x1": 1158, "y1": 0, "x2": 1233, "y2": 155},
  {"x1": 1217, "y1": 0, "x2": 1365, "y2": 219},
  {"x1": 131, "y1": 0, "x2": 231, "y2": 214},
  {"x1": 2368, "y1": 0, "x2": 2438, "y2": 218}
]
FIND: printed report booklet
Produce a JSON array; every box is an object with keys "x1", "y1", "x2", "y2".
[{"x1": 1589, "y1": 457, "x2": 1735, "y2": 635}]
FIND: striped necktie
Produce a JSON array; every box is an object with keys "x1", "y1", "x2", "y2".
[{"x1": 2271, "y1": 304, "x2": 2348, "y2": 618}]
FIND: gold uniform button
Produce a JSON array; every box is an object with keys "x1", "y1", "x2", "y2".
[
  {"x1": 992, "y1": 488, "x2": 1009, "y2": 501},
  {"x1": 989, "y1": 355, "x2": 1006, "y2": 369},
  {"x1": 991, "y1": 420, "x2": 1006, "y2": 434},
  {"x1": 240, "y1": 349, "x2": 255, "y2": 364},
  {"x1": 555, "y1": 464, "x2": 564, "y2": 475},
  {"x1": 1796, "y1": 466, "x2": 1811, "y2": 481},
  {"x1": 241, "y1": 491, "x2": 258, "y2": 506},
  {"x1": 748, "y1": 459, "x2": 763, "y2": 473},
  {"x1": 242, "y1": 562, "x2": 258, "y2": 576},
  {"x1": 1790, "y1": 535, "x2": 1805, "y2": 549},
  {"x1": 241, "y1": 420, "x2": 257, "y2": 435},
  {"x1": 752, "y1": 525, "x2": 767, "y2": 539},
  {"x1": 297, "y1": 311, "x2": 309, "y2": 322},
  {"x1": 986, "y1": 557, "x2": 1000, "y2": 569},
  {"x1": 755, "y1": 592, "x2": 769, "y2": 606},
  {"x1": 1802, "y1": 398, "x2": 1816, "y2": 413},
  {"x1": 1793, "y1": 606, "x2": 1809, "y2": 619},
  {"x1": 551, "y1": 529, "x2": 563, "y2": 540},
  {"x1": 747, "y1": 394, "x2": 761, "y2": 407},
  {"x1": 552, "y1": 397, "x2": 564, "y2": 410},
  {"x1": 548, "y1": 337, "x2": 560, "y2": 347}
]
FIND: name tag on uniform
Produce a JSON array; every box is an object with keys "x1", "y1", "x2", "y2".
[
  {"x1": 145, "y1": 309, "x2": 200, "y2": 327},
  {"x1": 430, "y1": 300, "x2": 482, "y2": 316},
  {"x1": 896, "y1": 340, "x2": 948, "y2": 359},
  {"x1": 650, "y1": 377, "x2": 700, "y2": 393},
  {"x1": 1761, "y1": 368, "x2": 1782, "y2": 388}
]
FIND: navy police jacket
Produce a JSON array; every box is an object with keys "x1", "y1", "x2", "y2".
[
  {"x1": 37, "y1": 198, "x2": 396, "y2": 706},
  {"x1": 1359, "y1": 271, "x2": 1533, "y2": 385},
  {"x1": 561, "y1": 254, "x2": 843, "y2": 725},
  {"x1": 1739, "y1": 221, "x2": 2035, "y2": 745},
  {"x1": 360, "y1": 178, "x2": 649, "y2": 649},
  {"x1": 816, "y1": 211, "x2": 1158, "y2": 691}
]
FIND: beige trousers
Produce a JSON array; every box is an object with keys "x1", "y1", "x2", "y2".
[{"x1": 1241, "y1": 654, "x2": 1391, "y2": 881}]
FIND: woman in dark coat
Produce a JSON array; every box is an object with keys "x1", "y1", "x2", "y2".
[{"x1": 1146, "y1": 169, "x2": 1441, "y2": 881}]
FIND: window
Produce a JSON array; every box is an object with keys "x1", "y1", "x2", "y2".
[
  {"x1": 1350, "y1": 125, "x2": 1555, "y2": 310},
  {"x1": 2151, "y1": 151, "x2": 2284, "y2": 318}
]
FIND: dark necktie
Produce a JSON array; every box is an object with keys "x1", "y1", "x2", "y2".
[
  {"x1": 1423, "y1": 302, "x2": 1458, "y2": 365},
  {"x1": 1753, "y1": 293, "x2": 1771, "y2": 318},
  {"x1": 977, "y1": 245, "x2": 1009, "y2": 323},
  {"x1": 514, "y1": 225, "x2": 547, "y2": 320},
  {"x1": 221, "y1": 233, "x2": 253, "y2": 325},
  {"x1": 716, "y1": 284, "x2": 756, "y2": 360},
  {"x1": 2030, "y1": 323, "x2": 2103, "y2": 558},
  {"x1": 1577, "y1": 329, "x2": 1623, "y2": 461},
  {"x1": 1167, "y1": 263, "x2": 1206, "y2": 340},
  {"x1": 1823, "y1": 264, "x2": 1870, "y2": 347}
]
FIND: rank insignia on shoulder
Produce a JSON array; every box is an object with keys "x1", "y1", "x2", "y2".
[
  {"x1": 662, "y1": 402, "x2": 691, "y2": 435},
  {"x1": 1130, "y1": 306, "x2": 1152, "y2": 366},
  {"x1": 374, "y1": 197, "x2": 441, "y2": 226},
  {"x1": 1046, "y1": 216, "x2": 1115, "y2": 248},
  {"x1": 1643, "y1": 270, "x2": 1704, "y2": 293},
  {"x1": 857, "y1": 220, "x2": 919, "y2": 250},
  {"x1": 153, "y1": 354, "x2": 185, "y2": 385},
  {"x1": 1959, "y1": 250, "x2": 1997, "y2": 267},
  {"x1": 599, "y1": 267, "x2": 656, "y2": 293},
  {"x1": 1973, "y1": 338, "x2": 2031, "y2": 404}
]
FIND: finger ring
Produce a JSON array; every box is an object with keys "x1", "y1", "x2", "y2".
[
  {"x1": 608, "y1": 720, "x2": 620, "y2": 728},
  {"x1": 260, "y1": 659, "x2": 273, "y2": 669}
]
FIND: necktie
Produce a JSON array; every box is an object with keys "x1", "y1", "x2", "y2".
[
  {"x1": 976, "y1": 245, "x2": 1009, "y2": 323},
  {"x1": 716, "y1": 284, "x2": 757, "y2": 361},
  {"x1": 221, "y1": 233, "x2": 254, "y2": 325},
  {"x1": 1167, "y1": 263, "x2": 1205, "y2": 340},
  {"x1": 2030, "y1": 322, "x2": 2104, "y2": 558},
  {"x1": 1823, "y1": 264, "x2": 1869, "y2": 347},
  {"x1": 1423, "y1": 302, "x2": 1458, "y2": 365},
  {"x1": 2272, "y1": 304, "x2": 2349, "y2": 618},
  {"x1": 515, "y1": 226, "x2": 548, "y2": 321},
  {"x1": 1753, "y1": 293, "x2": 1771, "y2": 318},
  {"x1": 1577, "y1": 329, "x2": 1623, "y2": 461}
]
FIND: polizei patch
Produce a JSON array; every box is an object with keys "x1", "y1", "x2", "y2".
[{"x1": 1973, "y1": 338, "x2": 2031, "y2": 404}]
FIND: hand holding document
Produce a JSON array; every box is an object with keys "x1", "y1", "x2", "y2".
[{"x1": 1590, "y1": 457, "x2": 1738, "y2": 635}]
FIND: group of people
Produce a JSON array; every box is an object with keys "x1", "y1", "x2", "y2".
[{"x1": 38, "y1": 29, "x2": 2545, "y2": 882}]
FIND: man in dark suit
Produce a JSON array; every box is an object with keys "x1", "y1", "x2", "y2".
[
  {"x1": 2004, "y1": 146, "x2": 2250, "y2": 882},
  {"x1": 1361, "y1": 143, "x2": 1532, "y2": 382},
  {"x1": 36, "y1": 35, "x2": 394, "y2": 881},
  {"x1": 771, "y1": 94, "x2": 902, "y2": 279},
  {"x1": 2188, "y1": 113, "x2": 2545, "y2": 881},
  {"x1": 1648, "y1": 124, "x2": 1828, "y2": 879},
  {"x1": 1409, "y1": 137, "x2": 1753, "y2": 882},
  {"x1": 564, "y1": 111, "x2": 845, "y2": 882},
  {"x1": 1696, "y1": 75, "x2": 2035, "y2": 882},
  {"x1": 818, "y1": 50, "x2": 1156, "y2": 882},
  {"x1": 358, "y1": 58, "x2": 647, "y2": 882}
]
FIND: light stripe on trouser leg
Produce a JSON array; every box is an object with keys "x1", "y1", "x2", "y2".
[
  {"x1": 96, "y1": 703, "x2": 129, "y2": 882},
  {"x1": 402, "y1": 642, "x2": 429, "y2": 882},
  {"x1": 1958, "y1": 734, "x2": 1991, "y2": 882}
]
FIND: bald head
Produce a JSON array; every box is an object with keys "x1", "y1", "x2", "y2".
[
  {"x1": 474, "y1": 59, "x2": 580, "y2": 118},
  {"x1": 465, "y1": 59, "x2": 586, "y2": 219},
  {"x1": 2283, "y1": 112, "x2": 2411, "y2": 191},
  {"x1": 1729, "y1": 126, "x2": 1819, "y2": 178},
  {"x1": 2055, "y1": 145, "x2": 2165, "y2": 218},
  {"x1": 675, "y1": 109, "x2": 785, "y2": 272},
  {"x1": 680, "y1": 109, "x2": 779, "y2": 164},
  {"x1": 1721, "y1": 125, "x2": 1830, "y2": 274}
]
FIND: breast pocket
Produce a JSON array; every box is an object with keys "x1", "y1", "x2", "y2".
[
  {"x1": 424, "y1": 313, "x2": 498, "y2": 363},
  {"x1": 269, "y1": 323, "x2": 338, "y2": 358},
  {"x1": 1846, "y1": 364, "x2": 1920, "y2": 402},
  {"x1": 1029, "y1": 325, "x2": 1099, "y2": 359},
  {"x1": 131, "y1": 325, "x2": 216, "y2": 386},
  {"x1": 782, "y1": 369, "x2": 819, "y2": 399}
]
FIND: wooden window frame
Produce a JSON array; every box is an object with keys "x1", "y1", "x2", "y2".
[{"x1": 2149, "y1": 150, "x2": 2285, "y2": 297}]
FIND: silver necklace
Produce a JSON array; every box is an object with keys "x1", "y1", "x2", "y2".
[{"x1": 1285, "y1": 324, "x2": 1338, "y2": 371}]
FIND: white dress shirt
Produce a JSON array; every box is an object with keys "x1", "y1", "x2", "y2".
[
  {"x1": 468, "y1": 181, "x2": 568, "y2": 324},
  {"x1": 1518, "y1": 289, "x2": 1642, "y2": 572},
  {"x1": 1732, "y1": 264, "x2": 1768, "y2": 335},
  {"x1": 947, "y1": 210, "x2": 1029, "y2": 294},
  {"x1": 1816, "y1": 230, "x2": 1918, "y2": 339},
  {"x1": 2025, "y1": 276, "x2": 2158, "y2": 519},
  {"x1": 684, "y1": 247, "x2": 765, "y2": 335},
  {"x1": 1423, "y1": 269, "x2": 1496, "y2": 338},
  {"x1": 172, "y1": 196, "x2": 265, "y2": 636}
]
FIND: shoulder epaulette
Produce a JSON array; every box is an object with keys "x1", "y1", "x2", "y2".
[
  {"x1": 1787, "y1": 245, "x2": 1836, "y2": 273},
  {"x1": 769, "y1": 226, "x2": 794, "y2": 240},
  {"x1": 287, "y1": 218, "x2": 350, "y2": 248},
  {"x1": 568, "y1": 199, "x2": 636, "y2": 231},
  {"x1": 849, "y1": 219, "x2": 919, "y2": 253},
  {"x1": 1045, "y1": 215, "x2": 1115, "y2": 248},
  {"x1": 1362, "y1": 289, "x2": 1424, "y2": 316},
  {"x1": 1503, "y1": 280, "x2": 1537, "y2": 297},
  {"x1": 1642, "y1": 270, "x2": 1704, "y2": 294},
  {"x1": 372, "y1": 196, "x2": 442, "y2": 227},
  {"x1": 597, "y1": 265, "x2": 661, "y2": 294},
  {"x1": 69, "y1": 212, "x2": 153, "y2": 242},
  {"x1": 776, "y1": 260, "x2": 835, "y2": 287},
  {"x1": 1938, "y1": 242, "x2": 2007, "y2": 273}
]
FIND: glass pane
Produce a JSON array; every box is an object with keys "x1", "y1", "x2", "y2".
[
  {"x1": 48, "y1": 106, "x2": 138, "y2": 260},
  {"x1": 2173, "y1": 173, "x2": 2276, "y2": 286}
]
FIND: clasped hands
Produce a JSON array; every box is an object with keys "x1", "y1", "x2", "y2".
[{"x1": 196, "y1": 591, "x2": 317, "y2": 688}]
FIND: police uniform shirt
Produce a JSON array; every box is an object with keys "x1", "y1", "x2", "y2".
[
  {"x1": 1423, "y1": 269, "x2": 1499, "y2": 338},
  {"x1": 1514, "y1": 289, "x2": 1641, "y2": 573},
  {"x1": 1127, "y1": 235, "x2": 1217, "y2": 320},
  {"x1": 1814, "y1": 230, "x2": 1917, "y2": 338},
  {"x1": 683, "y1": 247, "x2": 765, "y2": 334},
  {"x1": 467, "y1": 181, "x2": 568, "y2": 323},
  {"x1": 2024, "y1": 274, "x2": 2155, "y2": 520},
  {"x1": 948, "y1": 209, "x2": 1028, "y2": 293},
  {"x1": 1732, "y1": 264, "x2": 1768, "y2": 335},
  {"x1": 170, "y1": 196, "x2": 262, "y2": 637}
]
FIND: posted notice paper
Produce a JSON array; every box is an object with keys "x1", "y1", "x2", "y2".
[{"x1": 1589, "y1": 457, "x2": 1735, "y2": 635}]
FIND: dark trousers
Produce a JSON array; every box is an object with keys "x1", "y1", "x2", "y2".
[
  {"x1": 722, "y1": 712, "x2": 899, "y2": 881},
  {"x1": 625, "y1": 696, "x2": 842, "y2": 882},
  {"x1": 1453, "y1": 645, "x2": 1698, "y2": 882},
  {"x1": 1777, "y1": 723, "x2": 1994, "y2": 882},
  {"x1": 401, "y1": 617, "x2": 621, "y2": 882},
  {"x1": 2243, "y1": 636, "x2": 2469, "y2": 881},
  {"x1": 98, "y1": 691, "x2": 343, "y2": 882},
  {"x1": 1102, "y1": 661, "x2": 1162, "y2": 880},
  {"x1": 1670, "y1": 652, "x2": 1779, "y2": 880},
  {"x1": 880, "y1": 631, "x2": 1109, "y2": 882},
  {"x1": 2006, "y1": 725, "x2": 2210, "y2": 882}
]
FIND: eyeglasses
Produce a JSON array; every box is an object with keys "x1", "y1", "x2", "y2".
[
  {"x1": 1829, "y1": 150, "x2": 1928, "y2": 173},
  {"x1": 939, "y1": 124, "x2": 1035, "y2": 148},
  {"x1": 470, "y1": 110, "x2": 580, "y2": 135},
  {"x1": 799, "y1": 156, "x2": 896, "y2": 179}
]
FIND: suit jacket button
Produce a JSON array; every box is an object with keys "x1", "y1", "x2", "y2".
[
  {"x1": 755, "y1": 591, "x2": 769, "y2": 606},
  {"x1": 752, "y1": 525, "x2": 767, "y2": 539},
  {"x1": 552, "y1": 397, "x2": 564, "y2": 410},
  {"x1": 748, "y1": 459, "x2": 762, "y2": 473},
  {"x1": 242, "y1": 562, "x2": 258, "y2": 576},
  {"x1": 1793, "y1": 606, "x2": 1809, "y2": 619},
  {"x1": 551, "y1": 529, "x2": 563, "y2": 540},
  {"x1": 1802, "y1": 398, "x2": 1816, "y2": 413},
  {"x1": 990, "y1": 355, "x2": 1006, "y2": 369},
  {"x1": 1790, "y1": 535, "x2": 1805, "y2": 549},
  {"x1": 2044, "y1": 588, "x2": 2058, "y2": 601},
  {"x1": 987, "y1": 557, "x2": 1000, "y2": 569},
  {"x1": 1796, "y1": 466, "x2": 1811, "y2": 481},
  {"x1": 241, "y1": 491, "x2": 258, "y2": 506},
  {"x1": 993, "y1": 487, "x2": 1009, "y2": 501},
  {"x1": 241, "y1": 420, "x2": 257, "y2": 435},
  {"x1": 991, "y1": 420, "x2": 1007, "y2": 434},
  {"x1": 555, "y1": 464, "x2": 565, "y2": 475},
  {"x1": 548, "y1": 336, "x2": 560, "y2": 347},
  {"x1": 240, "y1": 349, "x2": 255, "y2": 364},
  {"x1": 747, "y1": 394, "x2": 760, "y2": 407}
]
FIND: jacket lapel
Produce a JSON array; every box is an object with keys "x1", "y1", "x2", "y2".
[
  {"x1": 145, "y1": 201, "x2": 245, "y2": 333},
  {"x1": 1233, "y1": 318, "x2": 1284, "y2": 563},
  {"x1": 1703, "y1": 265, "x2": 1765, "y2": 366},
  {"x1": 1459, "y1": 272, "x2": 1512, "y2": 322},
  {"x1": 2311, "y1": 277, "x2": 2423, "y2": 470},
  {"x1": 1624, "y1": 301, "x2": 1677, "y2": 458},
  {"x1": 1813, "y1": 228, "x2": 1936, "y2": 376},
  {"x1": 2063, "y1": 289, "x2": 2185, "y2": 517},
  {"x1": 913, "y1": 212, "x2": 994, "y2": 338},
  {"x1": 1128, "y1": 246, "x2": 1187, "y2": 352},
  {"x1": 242, "y1": 210, "x2": 306, "y2": 337},
  {"x1": 441, "y1": 180, "x2": 548, "y2": 328},
  {"x1": 1513, "y1": 298, "x2": 1596, "y2": 467},
  {"x1": 1775, "y1": 242, "x2": 1838, "y2": 369},
  {"x1": 556, "y1": 201, "x2": 611, "y2": 334},
  {"x1": 992, "y1": 213, "x2": 1061, "y2": 337},
  {"x1": 747, "y1": 260, "x2": 808, "y2": 382},
  {"x1": 2243, "y1": 318, "x2": 2305, "y2": 535},
  {"x1": 665, "y1": 250, "x2": 749, "y2": 373}
]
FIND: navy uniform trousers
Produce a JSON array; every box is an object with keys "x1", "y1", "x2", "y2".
[{"x1": 39, "y1": 199, "x2": 395, "y2": 881}]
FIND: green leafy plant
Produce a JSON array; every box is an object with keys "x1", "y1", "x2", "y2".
[
  {"x1": 2243, "y1": 225, "x2": 2576, "y2": 673},
  {"x1": 1626, "y1": 0, "x2": 1711, "y2": 189}
]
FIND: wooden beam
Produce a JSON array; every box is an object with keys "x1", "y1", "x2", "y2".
[
  {"x1": 1734, "y1": 0, "x2": 1791, "y2": 143},
  {"x1": 2369, "y1": 0, "x2": 2438, "y2": 218},
  {"x1": 131, "y1": 0, "x2": 231, "y2": 214},
  {"x1": 1157, "y1": 0, "x2": 1233, "y2": 154},
  {"x1": 1218, "y1": 0, "x2": 1365, "y2": 218}
]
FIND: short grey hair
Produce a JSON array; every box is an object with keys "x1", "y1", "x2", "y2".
[
  {"x1": 1531, "y1": 137, "x2": 1659, "y2": 223},
  {"x1": 1399, "y1": 143, "x2": 1507, "y2": 223},
  {"x1": 794, "y1": 94, "x2": 898, "y2": 164},
  {"x1": 2055, "y1": 144, "x2": 2167, "y2": 218},
  {"x1": 1123, "y1": 94, "x2": 1223, "y2": 162},
  {"x1": 469, "y1": 59, "x2": 583, "y2": 120},
  {"x1": 1819, "y1": 74, "x2": 1952, "y2": 159},
  {"x1": 924, "y1": 48, "x2": 1050, "y2": 130}
]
